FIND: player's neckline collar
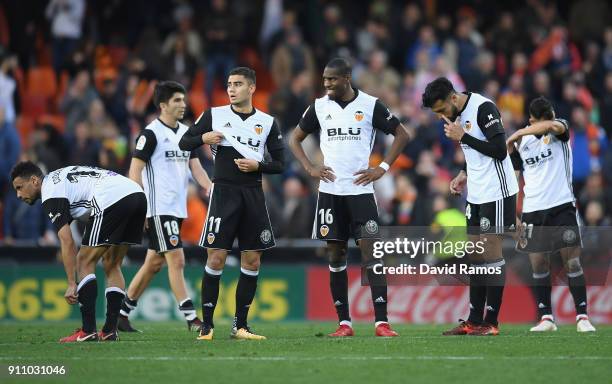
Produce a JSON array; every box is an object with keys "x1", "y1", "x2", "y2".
[
  {"x1": 230, "y1": 105, "x2": 256, "y2": 121},
  {"x1": 457, "y1": 92, "x2": 471, "y2": 116},
  {"x1": 331, "y1": 88, "x2": 359, "y2": 109},
  {"x1": 157, "y1": 118, "x2": 179, "y2": 133}
]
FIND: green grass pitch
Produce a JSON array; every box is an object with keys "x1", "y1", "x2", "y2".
[{"x1": 1, "y1": 321, "x2": 611, "y2": 383}]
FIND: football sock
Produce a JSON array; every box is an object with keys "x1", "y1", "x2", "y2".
[
  {"x1": 366, "y1": 266, "x2": 388, "y2": 323},
  {"x1": 568, "y1": 270, "x2": 588, "y2": 316},
  {"x1": 179, "y1": 298, "x2": 197, "y2": 321},
  {"x1": 329, "y1": 263, "x2": 350, "y2": 323},
  {"x1": 77, "y1": 274, "x2": 97, "y2": 333},
  {"x1": 532, "y1": 271, "x2": 552, "y2": 319},
  {"x1": 484, "y1": 259, "x2": 506, "y2": 326},
  {"x1": 202, "y1": 266, "x2": 222, "y2": 328},
  {"x1": 119, "y1": 296, "x2": 137, "y2": 318},
  {"x1": 467, "y1": 262, "x2": 487, "y2": 324},
  {"x1": 234, "y1": 268, "x2": 258, "y2": 329},
  {"x1": 102, "y1": 287, "x2": 125, "y2": 333}
]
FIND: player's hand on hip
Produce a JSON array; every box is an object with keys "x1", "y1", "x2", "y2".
[
  {"x1": 64, "y1": 282, "x2": 78, "y2": 305},
  {"x1": 353, "y1": 167, "x2": 385, "y2": 186},
  {"x1": 234, "y1": 158, "x2": 259, "y2": 172},
  {"x1": 309, "y1": 165, "x2": 336, "y2": 182},
  {"x1": 441, "y1": 116, "x2": 464, "y2": 141},
  {"x1": 202, "y1": 131, "x2": 224, "y2": 145},
  {"x1": 449, "y1": 171, "x2": 467, "y2": 195}
]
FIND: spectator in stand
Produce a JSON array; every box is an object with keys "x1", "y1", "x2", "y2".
[
  {"x1": 3, "y1": 191, "x2": 55, "y2": 246},
  {"x1": 60, "y1": 68, "x2": 99, "y2": 134},
  {"x1": 162, "y1": 34, "x2": 198, "y2": 87},
  {"x1": 0, "y1": 52, "x2": 18, "y2": 125},
  {"x1": 357, "y1": 49, "x2": 401, "y2": 99},
  {"x1": 45, "y1": 0, "x2": 85, "y2": 76},
  {"x1": 270, "y1": 27, "x2": 316, "y2": 89},
  {"x1": 0, "y1": 106, "x2": 20, "y2": 197}
]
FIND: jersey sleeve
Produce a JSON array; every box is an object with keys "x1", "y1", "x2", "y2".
[
  {"x1": 41, "y1": 198, "x2": 73, "y2": 232},
  {"x1": 179, "y1": 109, "x2": 213, "y2": 150},
  {"x1": 476, "y1": 101, "x2": 505, "y2": 140},
  {"x1": 297, "y1": 103, "x2": 321, "y2": 134},
  {"x1": 554, "y1": 118, "x2": 570, "y2": 142},
  {"x1": 372, "y1": 99, "x2": 400, "y2": 134},
  {"x1": 266, "y1": 120, "x2": 284, "y2": 152},
  {"x1": 510, "y1": 150, "x2": 524, "y2": 171},
  {"x1": 132, "y1": 129, "x2": 157, "y2": 161}
]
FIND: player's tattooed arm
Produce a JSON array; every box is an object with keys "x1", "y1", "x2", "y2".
[{"x1": 57, "y1": 224, "x2": 78, "y2": 305}]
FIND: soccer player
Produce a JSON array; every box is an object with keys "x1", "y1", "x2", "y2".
[
  {"x1": 289, "y1": 58, "x2": 410, "y2": 337},
  {"x1": 11, "y1": 162, "x2": 146, "y2": 342},
  {"x1": 117, "y1": 81, "x2": 212, "y2": 333},
  {"x1": 507, "y1": 96, "x2": 596, "y2": 332},
  {"x1": 422, "y1": 77, "x2": 518, "y2": 336},
  {"x1": 179, "y1": 67, "x2": 284, "y2": 340}
]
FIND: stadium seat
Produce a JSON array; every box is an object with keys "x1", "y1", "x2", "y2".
[
  {"x1": 188, "y1": 89, "x2": 208, "y2": 117},
  {"x1": 26, "y1": 67, "x2": 57, "y2": 99},
  {"x1": 37, "y1": 114, "x2": 66, "y2": 134},
  {"x1": 20, "y1": 93, "x2": 48, "y2": 121},
  {"x1": 211, "y1": 89, "x2": 228, "y2": 107},
  {"x1": 108, "y1": 45, "x2": 129, "y2": 68},
  {"x1": 253, "y1": 91, "x2": 270, "y2": 113},
  {"x1": 16, "y1": 116, "x2": 34, "y2": 148}
]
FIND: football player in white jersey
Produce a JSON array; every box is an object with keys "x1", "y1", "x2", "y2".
[
  {"x1": 507, "y1": 96, "x2": 595, "y2": 332},
  {"x1": 11, "y1": 162, "x2": 147, "y2": 342},
  {"x1": 180, "y1": 67, "x2": 285, "y2": 341},
  {"x1": 289, "y1": 58, "x2": 410, "y2": 337},
  {"x1": 118, "y1": 81, "x2": 212, "y2": 333},
  {"x1": 422, "y1": 77, "x2": 518, "y2": 336}
]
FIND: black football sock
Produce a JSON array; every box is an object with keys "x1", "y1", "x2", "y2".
[
  {"x1": 77, "y1": 274, "x2": 98, "y2": 333},
  {"x1": 366, "y1": 266, "x2": 388, "y2": 323},
  {"x1": 102, "y1": 287, "x2": 125, "y2": 333},
  {"x1": 234, "y1": 268, "x2": 259, "y2": 329},
  {"x1": 179, "y1": 298, "x2": 197, "y2": 321},
  {"x1": 568, "y1": 270, "x2": 588, "y2": 316},
  {"x1": 484, "y1": 259, "x2": 506, "y2": 326},
  {"x1": 202, "y1": 266, "x2": 222, "y2": 328},
  {"x1": 467, "y1": 262, "x2": 487, "y2": 325},
  {"x1": 532, "y1": 271, "x2": 552, "y2": 319},
  {"x1": 329, "y1": 264, "x2": 350, "y2": 323},
  {"x1": 119, "y1": 296, "x2": 138, "y2": 318}
]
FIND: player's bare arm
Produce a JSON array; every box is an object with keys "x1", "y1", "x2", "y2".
[
  {"x1": 128, "y1": 157, "x2": 146, "y2": 189},
  {"x1": 289, "y1": 126, "x2": 336, "y2": 182},
  {"x1": 353, "y1": 122, "x2": 410, "y2": 186},
  {"x1": 506, "y1": 120, "x2": 566, "y2": 149},
  {"x1": 189, "y1": 157, "x2": 212, "y2": 193},
  {"x1": 57, "y1": 223, "x2": 78, "y2": 305}
]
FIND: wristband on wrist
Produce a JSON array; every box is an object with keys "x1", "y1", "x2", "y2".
[{"x1": 379, "y1": 162, "x2": 390, "y2": 172}]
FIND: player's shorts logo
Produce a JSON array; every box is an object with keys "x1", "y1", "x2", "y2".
[
  {"x1": 365, "y1": 220, "x2": 379, "y2": 234},
  {"x1": 169, "y1": 235, "x2": 179, "y2": 247},
  {"x1": 207, "y1": 233, "x2": 215, "y2": 244},
  {"x1": 320, "y1": 225, "x2": 329, "y2": 237},
  {"x1": 480, "y1": 217, "x2": 491, "y2": 231},
  {"x1": 464, "y1": 121, "x2": 472, "y2": 131},
  {"x1": 563, "y1": 229, "x2": 577, "y2": 244},
  {"x1": 254, "y1": 124, "x2": 263, "y2": 135},
  {"x1": 354, "y1": 111, "x2": 364, "y2": 121},
  {"x1": 260, "y1": 229, "x2": 272, "y2": 244}
]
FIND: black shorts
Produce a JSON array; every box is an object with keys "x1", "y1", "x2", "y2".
[
  {"x1": 518, "y1": 202, "x2": 582, "y2": 253},
  {"x1": 199, "y1": 183, "x2": 275, "y2": 251},
  {"x1": 466, "y1": 194, "x2": 516, "y2": 235},
  {"x1": 147, "y1": 215, "x2": 184, "y2": 252},
  {"x1": 312, "y1": 192, "x2": 380, "y2": 243},
  {"x1": 82, "y1": 192, "x2": 147, "y2": 247}
]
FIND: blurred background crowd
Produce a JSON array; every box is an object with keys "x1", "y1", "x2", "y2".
[{"x1": 0, "y1": 0, "x2": 611, "y2": 247}]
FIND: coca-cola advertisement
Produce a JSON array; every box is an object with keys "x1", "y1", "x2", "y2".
[{"x1": 307, "y1": 267, "x2": 612, "y2": 324}]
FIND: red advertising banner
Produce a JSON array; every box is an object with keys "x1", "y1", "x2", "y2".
[{"x1": 306, "y1": 267, "x2": 612, "y2": 324}]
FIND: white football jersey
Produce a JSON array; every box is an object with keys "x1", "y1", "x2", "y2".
[
  {"x1": 139, "y1": 119, "x2": 191, "y2": 218},
  {"x1": 458, "y1": 92, "x2": 518, "y2": 204},
  {"x1": 210, "y1": 105, "x2": 274, "y2": 162},
  {"x1": 313, "y1": 91, "x2": 379, "y2": 195},
  {"x1": 517, "y1": 119, "x2": 575, "y2": 212},
  {"x1": 41, "y1": 166, "x2": 142, "y2": 221}
]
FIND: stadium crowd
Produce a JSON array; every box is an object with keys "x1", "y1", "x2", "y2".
[{"x1": 0, "y1": 0, "x2": 611, "y2": 246}]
